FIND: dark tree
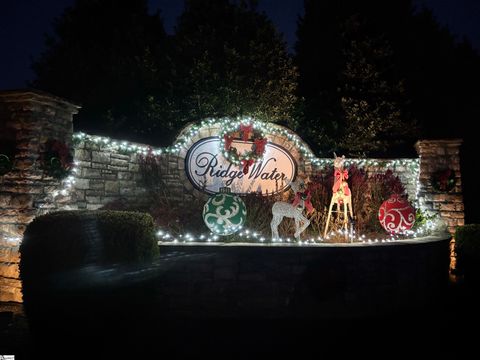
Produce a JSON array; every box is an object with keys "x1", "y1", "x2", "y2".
[
  {"x1": 338, "y1": 15, "x2": 417, "y2": 156},
  {"x1": 295, "y1": 0, "x2": 419, "y2": 156},
  {"x1": 31, "y1": 0, "x2": 171, "y2": 143},
  {"x1": 295, "y1": 0, "x2": 480, "y2": 157},
  {"x1": 171, "y1": 0, "x2": 298, "y2": 125}
]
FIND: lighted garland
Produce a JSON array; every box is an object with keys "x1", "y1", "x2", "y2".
[
  {"x1": 219, "y1": 121, "x2": 267, "y2": 173},
  {"x1": 155, "y1": 213, "x2": 440, "y2": 245},
  {"x1": 72, "y1": 117, "x2": 420, "y2": 175}
]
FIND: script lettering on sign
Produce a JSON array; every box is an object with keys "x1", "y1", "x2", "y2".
[{"x1": 185, "y1": 137, "x2": 297, "y2": 195}]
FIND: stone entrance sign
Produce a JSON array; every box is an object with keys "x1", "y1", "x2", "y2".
[{"x1": 185, "y1": 137, "x2": 297, "y2": 195}]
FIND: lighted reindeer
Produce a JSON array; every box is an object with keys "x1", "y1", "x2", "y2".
[
  {"x1": 271, "y1": 178, "x2": 313, "y2": 241},
  {"x1": 323, "y1": 153, "x2": 353, "y2": 238}
]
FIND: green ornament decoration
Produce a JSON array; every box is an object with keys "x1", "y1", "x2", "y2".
[{"x1": 203, "y1": 187, "x2": 247, "y2": 236}]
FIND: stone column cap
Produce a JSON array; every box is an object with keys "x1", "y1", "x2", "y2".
[
  {"x1": 415, "y1": 139, "x2": 463, "y2": 152},
  {"x1": 0, "y1": 88, "x2": 81, "y2": 112}
]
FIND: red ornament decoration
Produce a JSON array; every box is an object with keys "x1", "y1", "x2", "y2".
[{"x1": 378, "y1": 194, "x2": 415, "y2": 234}]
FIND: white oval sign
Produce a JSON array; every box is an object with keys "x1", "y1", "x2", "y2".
[{"x1": 185, "y1": 137, "x2": 297, "y2": 195}]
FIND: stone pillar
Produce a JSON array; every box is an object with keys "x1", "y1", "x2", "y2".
[
  {"x1": 0, "y1": 89, "x2": 80, "y2": 302},
  {"x1": 415, "y1": 139, "x2": 464, "y2": 269}
]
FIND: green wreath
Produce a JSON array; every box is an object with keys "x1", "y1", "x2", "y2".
[
  {"x1": 0, "y1": 154, "x2": 13, "y2": 176},
  {"x1": 40, "y1": 139, "x2": 74, "y2": 179},
  {"x1": 219, "y1": 123, "x2": 268, "y2": 168},
  {"x1": 431, "y1": 168, "x2": 456, "y2": 192}
]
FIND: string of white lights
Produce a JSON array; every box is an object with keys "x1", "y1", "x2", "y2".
[{"x1": 155, "y1": 214, "x2": 439, "y2": 246}]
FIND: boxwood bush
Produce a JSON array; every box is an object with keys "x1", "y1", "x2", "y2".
[
  {"x1": 19, "y1": 210, "x2": 159, "y2": 333},
  {"x1": 455, "y1": 224, "x2": 480, "y2": 280}
]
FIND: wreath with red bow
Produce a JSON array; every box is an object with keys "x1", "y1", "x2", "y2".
[
  {"x1": 0, "y1": 139, "x2": 15, "y2": 176},
  {"x1": 40, "y1": 139, "x2": 74, "y2": 179},
  {"x1": 431, "y1": 168, "x2": 456, "y2": 193},
  {"x1": 220, "y1": 123, "x2": 268, "y2": 174}
]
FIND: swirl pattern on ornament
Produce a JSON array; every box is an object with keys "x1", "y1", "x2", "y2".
[
  {"x1": 203, "y1": 194, "x2": 247, "y2": 234},
  {"x1": 378, "y1": 195, "x2": 415, "y2": 234}
]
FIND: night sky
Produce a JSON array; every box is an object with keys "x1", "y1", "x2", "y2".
[{"x1": 0, "y1": 0, "x2": 479, "y2": 90}]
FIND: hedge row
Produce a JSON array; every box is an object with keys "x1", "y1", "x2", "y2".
[
  {"x1": 455, "y1": 224, "x2": 480, "y2": 280},
  {"x1": 19, "y1": 210, "x2": 159, "y2": 332}
]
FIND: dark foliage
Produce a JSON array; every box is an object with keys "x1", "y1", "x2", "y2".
[
  {"x1": 31, "y1": 0, "x2": 171, "y2": 144},
  {"x1": 454, "y1": 225, "x2": 480, "y2": 280},
  {"x1": 295, "y1": 0, "x2": 480, "y2": 157},
  {"x1": 20, "y1": 210, "x2": 158, "y2": 274},
  {"x1": 31, "y1": 0, "x2": 297, "y2": 146},
  {"x1": 137, "y1": 149, "x2": 206, "y2": 234},
  {"x1": 171, "y1": 0, "x2": 298, "y2": 126},
  {"x1": 20, "y1": 210, "x2": 159, "y2": 301},
  {"x1": 19, "y1": 210, "x2": 159, "y2": 338}
]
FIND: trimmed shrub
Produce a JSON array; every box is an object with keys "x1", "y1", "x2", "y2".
[
  {"x1": 455, "y1": 224, "x2": 480, "y2": 280},
  {"x1": 19, "y1": 210, "x2": 159, "y2": 333},
  {"x1": 20, "y1": 210, "x2": 158, "y2": 272}
]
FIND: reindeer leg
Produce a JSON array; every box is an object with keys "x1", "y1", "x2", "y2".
[
  {"x1": 294, "y1": 217, "x2": 300, "y2": 240},
  {"x1": 296, "y1": 215, "x2": 310, "y2": 240},
  {"x1": 343, "y1": 201, "x2": 348, "y2": 240},
  {"x1": 324, "y1": 198, "x2": 335, "y2": 238},
  {"x1": 348, "y1": 197, "x2": 353, "y2": 219},
  {"x1": 271, "y1": 215, "x2": 281, "y2": 241}
]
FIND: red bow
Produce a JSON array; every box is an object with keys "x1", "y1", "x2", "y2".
[
  {"x1": 438, "y1": 170, "x2": 452, "y2": 190},
  {"x1": 224, "y1": 134, "x2": 234, "y2": 150},
  {"x1": 292, "y1": 190, "x2": 315, "y2": 214},
  {"x1": 241, "y1": 159, "x2": 254, "y2": 174},
  {"x1": 254, "y1": 138, "x2": 267, "y2": 155},
  {"x1": 240, "y1": 124, "x2": 253, "y2": 141},
  {"x1": 333, "y1": 169, "x2": 350, "y2": 195}
]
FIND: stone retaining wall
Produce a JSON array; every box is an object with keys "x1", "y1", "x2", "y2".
[{"x1": 156, "y1": 237, "x2": 450, "y2": 318}]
